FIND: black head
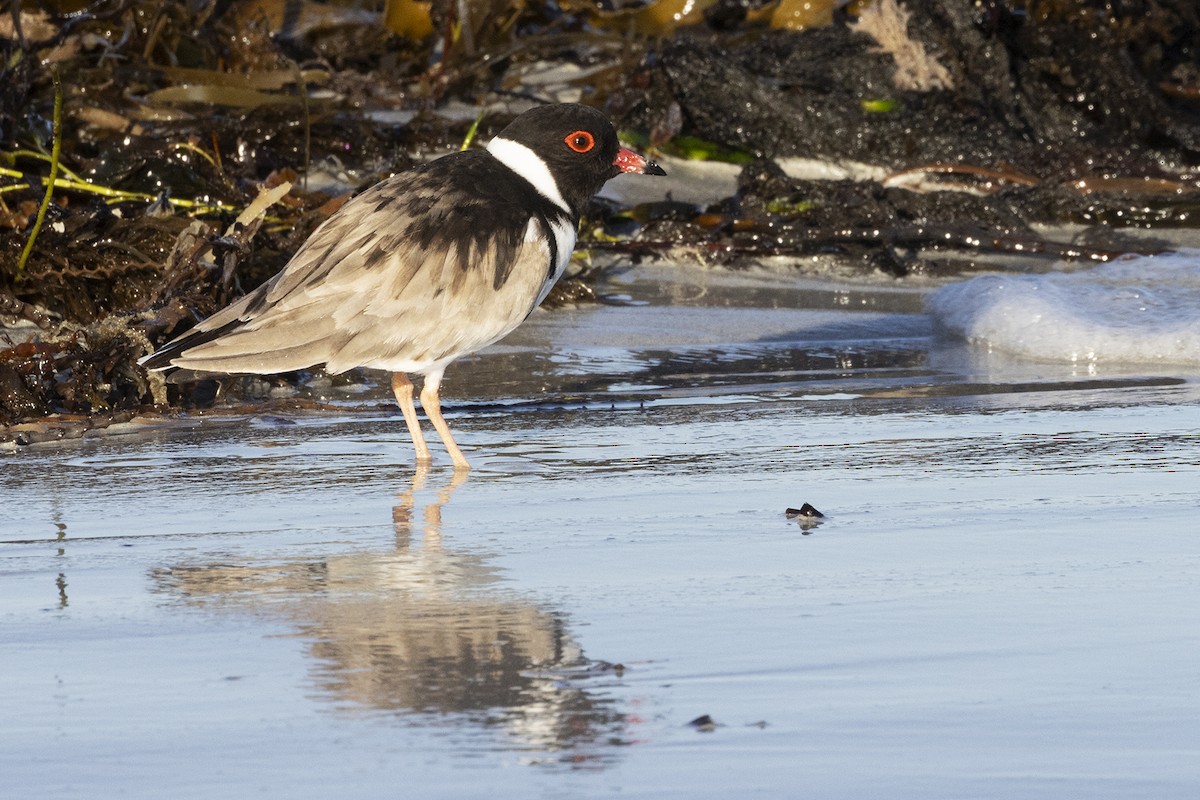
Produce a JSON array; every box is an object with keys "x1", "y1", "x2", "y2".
[{"x1": 489, "y1": 103, "x2": 664, "y2": 217}]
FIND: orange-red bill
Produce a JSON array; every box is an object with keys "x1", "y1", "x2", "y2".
[{"x1": 614, "y1": 148, "x2": 667, "y2": 176}]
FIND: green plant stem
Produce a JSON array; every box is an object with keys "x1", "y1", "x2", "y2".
[
  {"x1": 0, "y1": 167, "x2": 239, "y2": 215},
  {"x1": 16, "y1": 69, "x2": 63, "y2": 282},
  {"x1": 460, "y1": 109, "x2": 486, "y2": 151}
]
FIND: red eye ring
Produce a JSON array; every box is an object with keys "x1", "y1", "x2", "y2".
[{"x1": 564, "y1": 130, "x2": 595, "y2": 153}]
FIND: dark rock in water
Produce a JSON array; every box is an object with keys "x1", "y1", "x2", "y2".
[
  {"x1": 786, "y1": 503, "x2": 825, "y2": 534},
  {"x1": 785, "y1": 504, "x2": 824, "y2": 519}
]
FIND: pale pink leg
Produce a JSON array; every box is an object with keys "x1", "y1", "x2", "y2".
[
  {"x1": 391, "y1": 372, "x2": 432, "y2": 464},
  {"x1": 418, "y1": 369, "x2": 470, "y2": 471}
]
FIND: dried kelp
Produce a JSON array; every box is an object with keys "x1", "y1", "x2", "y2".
[{"x1": 3, "y1": 0, "x2": 1199, "y2": 437}]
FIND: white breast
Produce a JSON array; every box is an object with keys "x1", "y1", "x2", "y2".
[{"x1": 530, "y1": 216, "x2": 577, "y2": 308}]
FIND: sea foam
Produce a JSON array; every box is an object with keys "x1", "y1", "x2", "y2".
[{"x1": 926, "y1": 250, "x2": 1200, "y2": 366}]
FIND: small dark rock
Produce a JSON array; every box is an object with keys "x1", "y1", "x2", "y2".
[
  {"x1": 687, "y1": 714, "x2": 718, "y2": 732},
  {"x1": 786, "y1": 503, "x2": 826, "y2": 534},
  {"x1": 785, "y1": 503, "x2": 824, "y2": 519}
]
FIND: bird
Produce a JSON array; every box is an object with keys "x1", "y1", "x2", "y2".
[{"x1": 140, "y1": 103, "x2": 666, "y2": 470}]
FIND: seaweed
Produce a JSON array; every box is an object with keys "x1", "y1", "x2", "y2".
[{"x1": 3, "y1": 0, "x2": 1198, "y2": 437}]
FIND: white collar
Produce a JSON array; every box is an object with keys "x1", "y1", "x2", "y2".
[{"x1": 486, "y1": 136, "x2": 571, "y2": 214}]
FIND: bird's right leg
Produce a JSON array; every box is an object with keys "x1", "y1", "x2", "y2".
[{"x1": 391, "y1": 372, "x2": 432, "y2": 463}]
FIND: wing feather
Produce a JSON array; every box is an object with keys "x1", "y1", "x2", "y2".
[{"x1": 144, "y1": 150, "x2": 573, "y2": 375}]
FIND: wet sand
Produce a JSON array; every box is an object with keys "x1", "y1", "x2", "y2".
[{"x1": 3, "y1": 264, "x2": 1199, "y2": 798}]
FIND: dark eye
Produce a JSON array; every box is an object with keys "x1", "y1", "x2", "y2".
[{"x1": 564, "y1": 130, "x2": 595, "y2": 153}]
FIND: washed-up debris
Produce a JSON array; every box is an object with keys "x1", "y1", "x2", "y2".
[
  {"x1": 0, "y1": 182, "x2": 292, "y2": 431},
  {"x1": 4, "y1": 0, "x2": 1198, "y2": 431},
  {"x1": 785, "y1": 503, "x2": 825, "y2": 519},
  {"x1": 786, "y1": 502, "x2": 825, "y2": 533},
  {"x1": 851, "y1": 0, "x2": 953, "y2": 91},
  {"x1": 1, "y1": 409, "x2": 140, "y2": 447}
]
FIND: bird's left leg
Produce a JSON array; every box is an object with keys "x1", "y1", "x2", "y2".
[{"x1": 419, "y1": 368, "x2": 470, "y2": 470}]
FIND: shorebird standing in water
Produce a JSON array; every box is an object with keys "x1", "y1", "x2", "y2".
[{"x1": 142, "y1": 104, "x2": 666, "y2": 470}]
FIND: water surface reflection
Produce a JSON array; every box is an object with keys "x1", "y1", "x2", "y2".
[{"x1": 152, "y1": 468, "x2": 629, "y2": 766}]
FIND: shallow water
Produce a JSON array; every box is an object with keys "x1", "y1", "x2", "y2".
[{"x1": 3, "y1": 261, "x2": 1200, "y2": 799}]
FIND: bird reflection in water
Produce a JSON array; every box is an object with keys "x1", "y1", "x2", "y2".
[
  {"x1": 390, "y1": 462, "x2": 464, "y2": 547},
  {"x1": 152, "y1": 466, "x2": 629, "y2": 765}
]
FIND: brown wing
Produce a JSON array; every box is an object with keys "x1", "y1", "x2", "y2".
[
  {"x1": 160, "y1": 217, "x2": 556, "y2": 375},
  {"x1": 145, "y1": 153, "x2": 571, "y2": 375}
]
